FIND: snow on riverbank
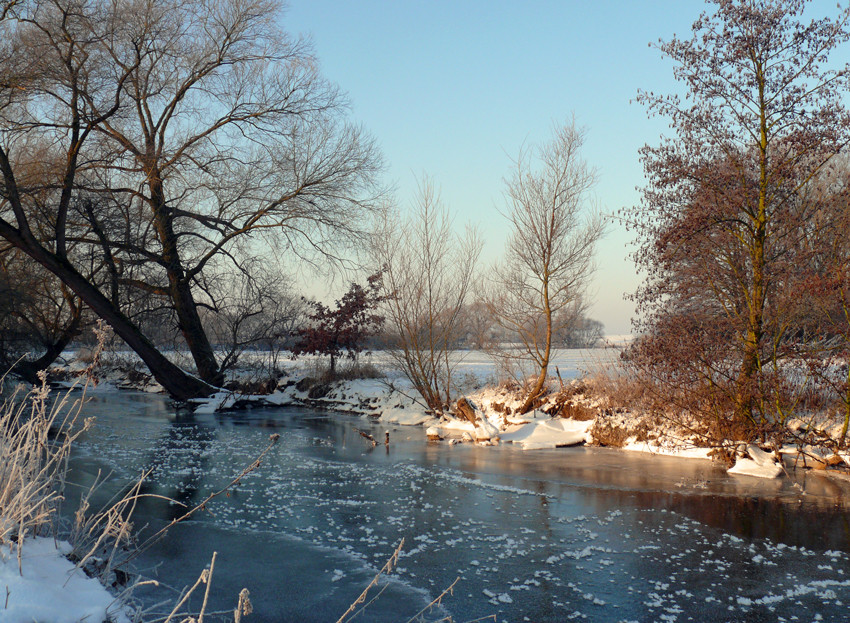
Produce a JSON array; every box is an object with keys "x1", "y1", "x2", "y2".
[
  {"x1": 185, "y1": 364, "x2": 793, "y2": 479},
  {"x1": 51, "y1": 347, "x2": 845, "y2": 480},
  {"x1": 0, "y1": 538, "x2": 126, "y2": 623}
]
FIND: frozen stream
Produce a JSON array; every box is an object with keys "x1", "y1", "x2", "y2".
[{"x1": 64, "y1": 391, "x2": 850, "y2": 622}]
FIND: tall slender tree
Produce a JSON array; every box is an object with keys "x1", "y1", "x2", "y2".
[
  {"x1": 487, "y1": 121, "x2": 603, "y2": 414},
  {"x1": 633, "y1": 0, "x2": 850, "y2": 431},
  {"x1": 372, "y1": 180, "x2": 482, "y2": 413}
]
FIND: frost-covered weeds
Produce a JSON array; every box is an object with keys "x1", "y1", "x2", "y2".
[
  {"x1": 0, "y1": 368, "x2": 274, "y2": 622},
  {"x1": 0, "y1": 374, "x2": 93, "y2": 554}
]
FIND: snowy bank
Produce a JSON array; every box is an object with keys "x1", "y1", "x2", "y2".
[
  {"x1": 0, "y1": 538, "x2": 125, "y2": 623},
  {"x1": 143, "y1": 360, "x2": 842, "y2": 477},
  {"x1": 51, "y1": 348, "x2": 850, "y2": 480}
]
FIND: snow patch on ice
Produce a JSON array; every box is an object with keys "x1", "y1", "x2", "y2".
[
  {"x1": 500, "y1": 418, "x2": 592, "y2": 450},
  {"x1": 729, "y1": 445, "x2": 783, "y2": 479},
  {"x1": 0, "y1": 537, "x2": 126, "y2": 623}
]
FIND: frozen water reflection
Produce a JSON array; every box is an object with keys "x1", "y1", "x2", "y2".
[{"x1": 65, "y1": 392, "x2": 850, "y2": 622}]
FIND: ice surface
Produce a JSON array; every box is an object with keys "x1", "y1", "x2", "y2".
[{"x1": 53, "y1": 391, "x2": 850, "y2": 622}]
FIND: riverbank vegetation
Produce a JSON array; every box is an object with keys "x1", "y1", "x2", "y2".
[
  {"x1": 628, "y1": 0, "x2": 850, "y2": 449},
  {"x1": 0, "y1": 368, "x2": 278, "y2": 622}
]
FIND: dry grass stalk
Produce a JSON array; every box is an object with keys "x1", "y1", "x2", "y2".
[
  {"x1": 404, "y1": 576, "x2": 459, "y2": 623},
  {"x1": 137, "y1": 551, "x2": 250, "y2": 623},
  {"x1": 197, "y1": 551, "x2": 216, "y2": 623},
  {"x1": 233, "y1": 588, "x2": 253, "y2": 623},
  {"x1": 0, "y1": 372, "x2": 94, "y2": 571},
  {"x1": 336, "y1": 539, "x2": 404, "y2": 623},
  {"x1": 162, "y1": 554, "x2": 214, "y2": 623}
]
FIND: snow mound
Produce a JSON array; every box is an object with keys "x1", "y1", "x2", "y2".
[
  {"x1": 621, "y1": 440, "x2": 714, "y2": 460},
  {"x1": 379, "y1": 406, "x2": 434, "y2": 426},
  {"x1": 193, "y1": 391, "x2": 237, "y2": 414},
  {"x1": 728, "y1": 444, "x2": 783, "y2": 479},
  {"x1": 500, "y1": 418, "x2": 593, "y2": 450},
  {"x1": 0, "y1": 537, "x2": 125, "y2": 623},
  {"x1": 474, "y1": 418, "x2": 500, "y2": 441}
]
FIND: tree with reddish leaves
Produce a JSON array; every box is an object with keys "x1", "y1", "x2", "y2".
[
  {"x1": 793, "y1": 165, "x2": 850, "y2": 446},
  {"x1": 291, "y1": 271, "x2": 386, "y2": 374},
  {"x1": 631, "y1": 0, "x2": 850, "y2": 436}
]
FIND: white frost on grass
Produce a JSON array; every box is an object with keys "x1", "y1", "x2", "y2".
[
  {"x1": 728, "y1": 445, "x2": 783, "y2": 479},
  {"x1": 0, "y1": 537, "x2": 125, "y2": 623}
]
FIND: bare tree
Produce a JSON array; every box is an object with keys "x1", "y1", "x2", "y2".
[
  {"x1": 74, "y1": 0, "x2": 382, "y2": 386},
  {"x1": 0, "y1": 0, "x2": 382, "y2": 397},
  {"x1": 487, "y1": 121, "x2": 604, "y2": 414},
  {"x1": 201, "y1": 263, "x2": 304, "y2": 376},
  {"x1": 372, "y1": 181, "x2": 482, "y2": 413},
  {"x1": 0, "y1": 1, "x2": 21, "y2": 20},
  {"x1": 553, "y1": 309, "x2": 604, "y2": 349},
  {"x1": 459, "y1": 298, "x2": 495, "y2": 350}
]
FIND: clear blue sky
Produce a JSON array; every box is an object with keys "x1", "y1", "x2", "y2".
[{"x1": 284, "y1": 0, "x2": 844, "y2": 336}]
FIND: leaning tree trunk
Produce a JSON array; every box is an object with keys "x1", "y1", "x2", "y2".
[
  {"x1": 170, "y1": 275, "x2": 224, "y2": 386},
  {"x1": 0, "y1": 222, "x2": 215, "y2": 400},
  {"x1": 150, "y1": 177, "x2": 224, "y2": 387}
]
